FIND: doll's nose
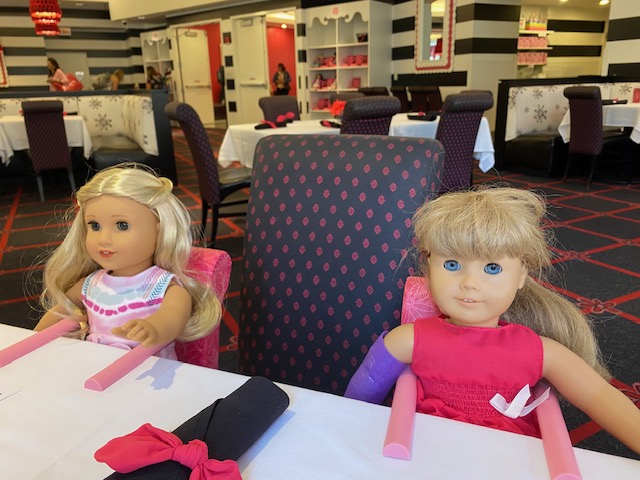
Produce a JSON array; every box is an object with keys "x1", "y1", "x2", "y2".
[
  {"x1": 97, "y1": 229, "x2": 112, "y2": 244},
  {"x1": 459, "y1": 273, "x2": 480, "y2": 290}
]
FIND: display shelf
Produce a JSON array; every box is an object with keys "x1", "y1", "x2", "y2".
[
  {"x1": 304, "y1": 0, "x2": 391, "y2": 118},
  {"x1": 141, "y1": 29, "x2": 173, "y2": 80}
]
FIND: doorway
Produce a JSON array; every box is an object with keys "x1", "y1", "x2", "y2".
[
  {"x1": 231, "y1": 10, "x2": 296, "y2": 124},
  {"x1": 171, "y1": 20, "x2": 227, "y2": 128}
]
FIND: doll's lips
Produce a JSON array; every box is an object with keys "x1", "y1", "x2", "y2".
[
  {"x1": 99, "y1": 250, "x2": 114, "y2": 257},
  {"x1": 458, "y1": 298, "x2": 478, "y2": 304}
]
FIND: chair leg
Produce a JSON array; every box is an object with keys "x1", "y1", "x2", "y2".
[
  {"x1": 587, "y1": 154, "x2": 597, "y2": 189},
  {"x1": 68, "y1": 171, "x2": 77, "y2": 195},
  {"x1": 210, "y1": 206, "x2": 220, "y2": 248},
  {"x1": 562, "y1": 153, "x2": 573, "y2": 183},
  {"x1": 201, "y1": 199, "x2": 210, "y2": 242},
  {"x1": 36, "y1": 174, "x2": 45, "y2": 202}
]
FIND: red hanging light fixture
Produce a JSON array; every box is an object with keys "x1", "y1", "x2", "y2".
[
  {"x1": 29, "y1": 0, "x2": 62, "y2": 36},
  {"x1": 34, "y1": 22, "x2": 61, "y2": 36}
]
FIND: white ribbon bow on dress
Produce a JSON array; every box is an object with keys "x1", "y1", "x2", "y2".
[{"x1": 490, "y1": 384, "x2": 550, "y2": 419}]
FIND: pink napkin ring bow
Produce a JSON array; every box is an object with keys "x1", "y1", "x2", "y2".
[
  {"x1": 276, "y1": 111, "x2": 296, "y2": 123},
  {"x1": 95, "y1": 423, "x2": 242, "y2": 480}
]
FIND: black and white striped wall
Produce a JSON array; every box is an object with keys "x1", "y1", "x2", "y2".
[
  {"x1": 602, "y1": 0, "x2": 640, "y2": 77},
  {"x1": 0, "y1": 5, "x2": 148, "y2": 89}
]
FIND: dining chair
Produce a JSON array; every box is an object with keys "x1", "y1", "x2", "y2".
[
  {"x1": 408, "y1": 86, "x2": 428, "y2": 113},
  {"x1": 258, "y1": 96, "x2": 301, "y2": 123},
  {"x1": 165, "y1": 101, "x2": 252, "y2": 247},
  {"x1": 435, "y1": 90, "x2": 494, "y2": 192},
  {"x1": 238, "y1": 133, "x2": 444, "y2": 395},
  {"x1": 390, "y1": 86, "x2": 410, "y2": 113},
  {"x1": 562, "y1": 86, "x2": 632, "y2": 188},
  {"x1": 174, "y1": 246, "x2": 232, "y2": 369},
  {"x1": 21, "y1": 100, "x2": 77, "y2": 202},
  {"x1": 339, "y1": 96, "x2": 401, "y2": 135},
  {"x1": 424, "y1": 86, "x2": 443, "y2": 111},
  {"x1": 329, "y1": 92, "x2": 365, "y2": 105},
  {"x1": 358, "y1": 86, "x2": 389, "y2": 97}
]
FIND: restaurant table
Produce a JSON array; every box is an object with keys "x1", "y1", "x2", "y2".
[
  {"x1": 0, "y1": 115, "x2": 93, "y2": 165},
  {"x1": 558, "y1": 103, "x2": 640, "y2": 144},
  {"x1": 389, "y1": 113, "x2": 495, "y2": 172},
  {"x1": 218, "y1": 119, "x2": 339, "y2": 168},
  {"x1": 1, "y1": 324, "x2": 639, "y2": 480},
  {"x1": 218, "y1": 115, "x2": 495, "y2": 172}
]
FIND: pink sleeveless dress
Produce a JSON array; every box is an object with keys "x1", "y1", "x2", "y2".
[
  {"x1": 411, "y1": 315, "x2": 544, "y2": 437},
  {"x1": 82, "y1": 266, "x2": 178, "y2": 359}
]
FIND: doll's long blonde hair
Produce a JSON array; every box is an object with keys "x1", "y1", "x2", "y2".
[
  {"x1": 412, "y1": 186, "x2": 609, "y2": 379},
  {"x1": 40, "y1": 164, "x2": 221, "y2": 341}
]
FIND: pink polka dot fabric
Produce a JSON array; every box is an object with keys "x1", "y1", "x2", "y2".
[{"x1": 238, "y1": 134, "x2": 444, "y2": 394}]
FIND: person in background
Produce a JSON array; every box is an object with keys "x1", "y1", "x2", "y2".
[
  {"x1": 272, "y1": 63, "x2": 291, "y2": 96},
  {"x1": 109, "y1": 69, "x2": 125, "y2": 90},
  {"x1": 146, "y1": 66, "x2": 164, "y2": 90},
  {"x1": 46, "y1": 58, "x2": 69, "y2": 91}
]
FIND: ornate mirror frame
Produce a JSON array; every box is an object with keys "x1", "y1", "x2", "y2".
[{"x1": 415, "y1": 0, "x2": 456, "y2": 73}]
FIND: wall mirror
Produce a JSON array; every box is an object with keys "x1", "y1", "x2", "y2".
[{"x1": 415, "y1": 0, "x2": 456, "y2": 72}]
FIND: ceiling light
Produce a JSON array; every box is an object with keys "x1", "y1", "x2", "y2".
[
  {"x1": 281, "y1": 23, "x2": 287, "y2": 29},
  {"x1": 599, "y1": 0, "x2": 609, "y2": 4}
]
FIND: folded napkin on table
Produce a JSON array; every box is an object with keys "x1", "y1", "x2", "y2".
[
  {"x1": 254, "y1": 120, "x2": 287, "y2": 129},
  {"x1": 407, "y1": 112, "x2": 439, "y2": 121},
  {"x1": 96, "y1": 376, "x2": 290, "y2": 479},
  {"x1": 320, "y1": 120, "x2": 341, "y2": 128}
]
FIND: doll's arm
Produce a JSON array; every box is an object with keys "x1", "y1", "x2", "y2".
[
  {"x1": 111, "y1": 282, "x2": 192, "y2": 347},
  {"x1": 344, "y1": 324, "x2": 414, "y2": 403},
  {"x1": 542, "y1": 337, "x2": 640, "y2": 454},
  {"x1": 34, "y1": 280, "x2": 85, "y2": 332}
]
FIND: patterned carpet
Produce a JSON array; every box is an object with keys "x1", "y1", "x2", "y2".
[{"x1": 0, "y1": 128, "x2": 638, "y2": 460}]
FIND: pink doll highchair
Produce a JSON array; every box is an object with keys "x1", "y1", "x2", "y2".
[{"x1": 384, "y1": 276, "x2": 583, "y2": 479}]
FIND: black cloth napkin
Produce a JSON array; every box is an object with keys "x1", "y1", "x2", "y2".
[
  {"x1": 254, "y1": 121, "x2": 287, "y2": 129},
  {"x1": 407, "y1": 112, "x2": 438, "y2": 121},
  {"x1": 602, "y1": 99, "x2": 628, "y2": 105},
  {"x1": 101, "y1": 376, "x2": 289, "y2": 479},
  {"x1": 320, "y1": 120, "x2": 341, "y2": 128}
]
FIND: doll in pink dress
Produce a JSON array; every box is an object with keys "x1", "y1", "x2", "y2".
[
  {"x1": 34, "y1": 164, "x2": 221, "y2": 358},
  {"x1": 345, "y1": 187, "x2": 640, "y2": 454}
]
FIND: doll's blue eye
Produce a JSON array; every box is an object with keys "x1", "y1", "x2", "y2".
[
  {"x1": 484, "y1": 263, "x2": 502, "y2": 274},
  {"x1": 116, "y1": 222, "x2": 129, "y2": 231},
  {"x1": 443, "y1": 260, "x2": 460, "y2": 271},
  {"x1": 88, "y1": 221, "x2": 100, "y2": 231}
]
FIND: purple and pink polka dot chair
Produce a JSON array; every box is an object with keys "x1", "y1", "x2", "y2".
[
  {"x1": 339, "y1": 96, "x2": 401, "y2": 135},
  {"x1": 238, "y1": 133, "x2": 444, "y2": 394},
  {"x1": 435, "y1": 90, "x2": 493, "y2": 192}
]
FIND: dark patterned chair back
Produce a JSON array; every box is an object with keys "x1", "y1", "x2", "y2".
[
  {"x1": 435, "y1": 90, "x2": 493, "y2": 192},
  {"x1": 358, "y1": 86, "x2": 389, "y2": 97},
  {"x1": 408, "y1": 86, "x2": 428, "y2": 112},
  {"x1": 21, "y1": 100, "x2": 71, "y2": 173},
  {"x1": 165, "y1": 101, "x2": 220, "y2": 205},
  {"x1": 238, "y1": 134, "x2": 444, "y2": 394},
  {"x1": 424, "y1": 86, "x2": 444, "y2": 111},
  {"x1": 339, "y1": 96, "x2": 401, "y2": 135},
  {"x1": 390, "y1": 86, "x2": 410, "y2": 113},
  {"x1": 258, "y1": 96, "x2": 301, "y2": 123},
  {"x1": 563, "y1": 86, "x2": 603, "y2": 156},
  {"x1": 329, "y1": 92, "x2": 365, "y2": 105}
]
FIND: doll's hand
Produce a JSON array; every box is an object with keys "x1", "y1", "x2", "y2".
[{"x1": 111, "y1": 319, "x2": 160, "y2": 347}]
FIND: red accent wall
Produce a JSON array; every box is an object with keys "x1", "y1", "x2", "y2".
[
  {"x1": 193, "y1": 23, "x2": 222, "y2": 104},
  {"x1": 267, "y1": 24, "x2": 296, "y2": 97}
]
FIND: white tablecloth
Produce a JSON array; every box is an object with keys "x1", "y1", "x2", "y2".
[
  {"x1": 219, "y1": 115, "x2": 495, "y2": 173},
  {"x1": 0, "y1": 115, "x2": 93, "y2": 165},
  {"x1": 389, "y1": 114, "x2": 495, "y2": 172},
  {"x1": 0, "y1": 324, "x2": 639, "y2": 479},
  {"x1": 218, "y1": 120, "x2": 339, "y2": 168},
  {"x1": 558, "y1": 103, "x2": 640, "y2": 144}
]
